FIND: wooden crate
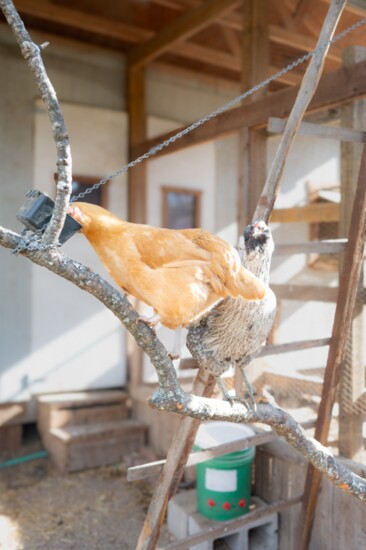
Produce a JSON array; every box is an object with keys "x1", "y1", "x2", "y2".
[
  {"x1": 47, "y1": 419, "x2": 147, "y2": 473},
  {"x1": 37, "y1": 390, "x2": 129, "y2": 438},
  {"x1": 0, "y1": 402, "x2": 26, "y2": 453}
]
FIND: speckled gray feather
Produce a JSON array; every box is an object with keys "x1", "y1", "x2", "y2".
[{"x1": 187, "y1": 222, "x2": 276, "y2": 379}]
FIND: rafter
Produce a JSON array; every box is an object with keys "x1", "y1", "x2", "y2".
[
  {"x1": 134, "y1": 59, "x2": 366, "y2": 158},
  {"x1": 127, "y1": 0, "x2": 240, "y2": 68},
  {"x1": 269, "y1": 25, "x2": 341, "y2": 63},
  {"x1": 13, "y1": 0, "x2": 341, "y2": 77},
  {"x1": 274, "y1": 1, "x2": 297, "y2": 31}
]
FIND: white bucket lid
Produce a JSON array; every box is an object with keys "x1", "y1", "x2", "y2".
[{"x1": 195, "y1": 422, "x2": 255, "y2": 449}]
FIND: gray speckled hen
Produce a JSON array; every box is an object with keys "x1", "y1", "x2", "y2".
[{"x1": 187, "y1": 221, "x2": 276, "y2": 405}]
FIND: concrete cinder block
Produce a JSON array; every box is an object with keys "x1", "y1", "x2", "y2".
[
  {"x1": 168, "y1": 490, "x2": 278, "y2": 550},
  {"x1": 167, "y1": 489, "x2": 198, "y2": 539}
]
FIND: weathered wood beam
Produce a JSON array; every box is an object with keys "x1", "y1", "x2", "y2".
[
  {"x1": 300, "y1": 110, "x2": 366, "y2": 550},
  {"x1": 268, "y1": 117, "x2": 366, "y2": 142},
  {"x1": 128, "y1": 430, "x2": 275, "y2": 481},
  {"x1": 127, "y1": 0, "x2": 240, "y2": 68},
  {"x1": 270, "y1": 203, "x2": 339, "y2": 223},
  {"x1": 269, "y1": 24, "x2": 341, "y2": 63},
  {"x1": 134, "y1": 59, "x2": 366, "y2": 158},
  {"x1": 338, "y1": 46, "x2": 366, "y2": 461},
  {"x1": 127, "y1": 66, "x2": 147, "y2": 224},
  {"x1": 135, "y1": 370, "x2": 216, "y2": 550},
  {"x1": 271, "y1": 284, "x2": 339, "y2": 303},
  {"x1": 274, "y1": 239, "x2": 347, "y2": 255},
  {"x1": 13, "y1": 1, "x2": 342, "y2": 71},
  {"x1": 261, "y1": 338, "x2": 332, "y2": 356}
]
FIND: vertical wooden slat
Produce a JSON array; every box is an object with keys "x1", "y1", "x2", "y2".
[
  {"x1": 338, "y1": 46, "x2": 366, "y2": 461},
  {"x1": 300, "y1": 136, "x2": 366, "y2": 550},
  {"x1": 136, "y1": 369, "x2": 216, "y2": 550},
  {"x1": 236, "y1": 0, "x2": 269, "y2": 395},
  {"x1": 127, "y1": 65, "x2": 147, "y2": 224},
  {"x1": 238, "y1": 0, "x2": 269, "y2": 230}
]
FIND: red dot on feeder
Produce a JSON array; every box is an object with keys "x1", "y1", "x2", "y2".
[
  {"x1": 222, "y1": 502, "x2": 231, "y2": 510},
  {"x1": 207, "y1": 498, "x2": 216, "y2": 507},
  {"x1": 239, "y1": 499, "x2": 246, "y2": 508}
]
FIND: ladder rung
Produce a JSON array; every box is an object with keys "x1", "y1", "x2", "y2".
[
  {"x1": 274, "y1": 239, "x2": 347, "y2": 256},
  {"x1": 260, "y1": 338, "x2": 331, "y2": 356}
]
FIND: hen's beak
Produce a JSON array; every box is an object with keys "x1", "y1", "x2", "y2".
[{"x1": 68, "y1": 205, "x2": 84, "y2": 225}]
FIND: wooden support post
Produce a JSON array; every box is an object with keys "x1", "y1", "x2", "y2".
[
  {"x1": 127, "y1": 65, "x2": 147, "y2": 224},
  {"x1": 238, "y1": 0, "x2": 269, "y2": 230},
  {"x1": 300, "y1": 135, "x2": 366, "y2": 550},
  {"x1": 338, "y1": 46, "x2": 366, "y2": 461},
  {"x1": 236, "y1": 0, "x2": 269, "y2": 395},
  {"x1": 126, "y1": 66, "x2": 147, "y2": 390},
  {"x1": 136, "y1": 369, "x2": 216, "y2": 550}
]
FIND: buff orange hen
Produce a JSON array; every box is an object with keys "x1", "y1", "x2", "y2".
[{"x1": 69, "y1": 203, "x2": 267, "y2": 330}]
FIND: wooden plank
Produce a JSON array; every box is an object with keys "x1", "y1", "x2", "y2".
[
  {"x1": 260, "y1": 338, "x2": 331, "y2": 356},
  {"x1": 274, "y1": 239, "x2": 347, "y2": 255},
  {"x1": 238, "y1": 0, "x2": 269, "y2": 231},
  {"x1": 338, "y1": 46, "x2": 366, "y2": 461},
  {"x1": 271, "y1": 284, "x2": 339, "y2": 302},
  {"x1": 0, "y1": 403, "x2": 26, "y2": 426},
  {"x1": 127, "y1": 0, "x2": 240, "y2": 68},
  {"x1": 165, "y1": 496, "x2": 303, "y2": 549},
  {"x1": 128, "y1": 430, "x2": 275, "y2": 480},
  {"x1": 270, "y1": 65, "x2": 302, "y2": 86},
  {"x1": 254, "y1": 0, "x2": 347, "y2": 223},
  {"x1": 0, "y1": 425, "x2": 22, "y2": 453},
  {"x1": 269, "y1": 24, "x2": 341, "y2": 63},
  {"x1": 268, "y1": 117, "x2": 366, "y2": 142},
  {"x1": 270, "y1": 203, "x2": 339, "y2": 223},
  {"x1": 300, "y1": 105, "x2": 366, "y2": 550},
  {"x1": 136, "y1": 369, "x2": 216, "y2": 550},
  {"x1": 127, "y1": 66, "x2": 147, "y2": 224},
  {"x1": 134, "y1": 58, "x2": 366, "y2": 159}
]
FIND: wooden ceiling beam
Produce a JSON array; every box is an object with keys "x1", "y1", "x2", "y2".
[
  {"x1": 133, "y1": 59, "x2": 366, "y2": 157},
  {"x1": 269, "y1": 25, "x2": 341, "y2": 63},
  {"x1": 127, "y1": 0, "x2": 241, "y2": 69},
  {"x1": 15, "y1": 0, "x2": 150, "y2": 44},
  {"x1": 13, "y1": 0, "x2": 342, "y2": 74}
]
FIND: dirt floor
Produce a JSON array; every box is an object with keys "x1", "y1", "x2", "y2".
[{"x1": 0, "y1": 433, "x2": 172, "y2": 550}]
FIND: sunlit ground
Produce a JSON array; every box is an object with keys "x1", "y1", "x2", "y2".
[{"x1": 0, "y1": 515, "x2": 23, "y2": 550}]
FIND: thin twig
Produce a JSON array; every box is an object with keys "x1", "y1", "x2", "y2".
[
  {"x1": 0, "y1": 0, "x2": 72, "y2": 244},
  {"x1": 253, "y1": 0, "x2": 348, "y2": 223}
]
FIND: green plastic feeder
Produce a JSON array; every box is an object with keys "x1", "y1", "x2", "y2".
[{"x1": 194, "y1": 422, "x2": 256, "y2": 521}]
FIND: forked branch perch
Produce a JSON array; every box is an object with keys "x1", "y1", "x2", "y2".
[
  {"x1": 0, "y1": 2, "x2": 364, "y2": 550},
  {"x1": 0, "y1": 0, "x2": 72, "y2": 244}
]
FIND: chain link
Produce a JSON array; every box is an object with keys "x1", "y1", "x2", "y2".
[
  {"x1": 12, "y1": 229, "x2": 61, "y2": 255},
  {"x1": 71, "y1": 16, "x2": 366, "y2": 203}
]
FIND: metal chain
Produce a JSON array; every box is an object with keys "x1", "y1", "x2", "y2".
[
  {"x1": 71, "y1": 16, "x2": 366, "y2": 203},
  {"x1": 12, "y1": 229, "x2": 61, "y2": 255}
]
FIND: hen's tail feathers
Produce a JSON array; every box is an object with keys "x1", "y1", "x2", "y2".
[{"x1": 226, "y1": 267, "x2": 266, "y2": 301}]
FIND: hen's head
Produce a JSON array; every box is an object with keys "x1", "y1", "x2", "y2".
[
  {"x1": 68, "y1": 202, "x2": 116, "y2": 233},
  {"x1": 243, "y1": 221, "x2": 274, "y2": 256}
]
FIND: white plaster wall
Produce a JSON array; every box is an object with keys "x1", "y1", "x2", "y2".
[
  {"x1": 25, "y1": 101, "x2": 128, "y2": 399},
  {"x1": 267, "y1": 134, "x2": 340, "y2": 371}
]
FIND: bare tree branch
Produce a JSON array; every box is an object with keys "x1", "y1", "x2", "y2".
[
  {"x1": 149, "y1": 389, "x2": 366, "y2": 502},
  {"x1": 0, "y1": 0, "x2": 72, "y2": 244},
  {"x1": 0, "y1": 1, "x2": 365, "y2": 540},
  {"x1": 1, "y1": 224, "x2": 365, "y2": 503}
]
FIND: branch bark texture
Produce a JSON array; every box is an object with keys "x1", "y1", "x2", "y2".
[{"x1": 0, "y1": 0, "x2": 72, "y2": 244}]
